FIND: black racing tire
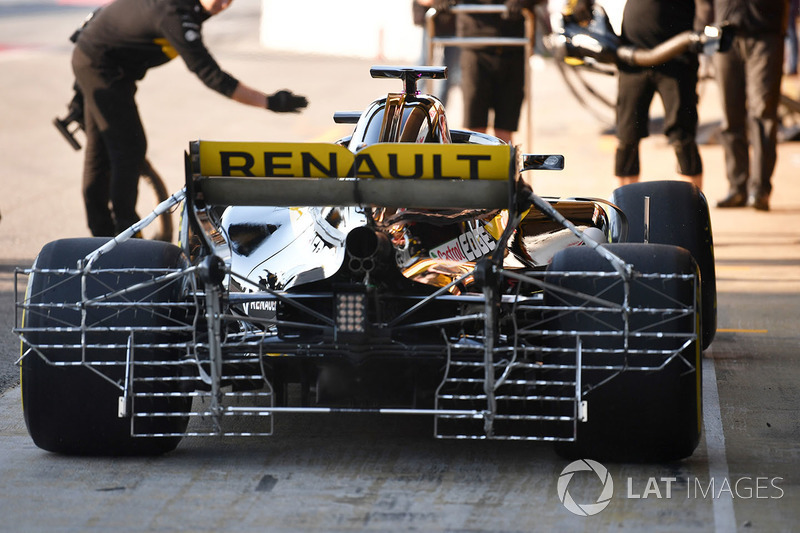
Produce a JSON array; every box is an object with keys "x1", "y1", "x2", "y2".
[
  {"x1": 611, "y1": 180, "x2": 716, "y2": 350},
  {"x1": 546, "y1": 243, "x2": 702, "y2": 462},
  {"x1": 21, "y1": 238, "x2": 192, "y2": 455}
]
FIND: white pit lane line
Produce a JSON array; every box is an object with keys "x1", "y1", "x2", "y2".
[{"x1": 703, "y1": 352, "x2": 737, "y2": 532}]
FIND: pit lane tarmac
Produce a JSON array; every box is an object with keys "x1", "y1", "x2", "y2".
[{"x1": 0, "y1": 384, "x2": 792, "y2": 532}]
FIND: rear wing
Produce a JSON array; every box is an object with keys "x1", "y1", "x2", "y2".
[{"x1": 187, "y1": 141, "x2": 517, "y2": 210}]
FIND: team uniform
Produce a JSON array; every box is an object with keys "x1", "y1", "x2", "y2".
[
  {"x1": 456, "y1": 0, "x2": 531, "y2": 133},
  {"x1": 73, "y1": 0, "x2": 239, "y2": 236},
  {"x1": 698, "y1": 0, "x2": 789, "y2": 208},
  {"x1": 615, "y1": 0, "x2": 702, "y2": 179}
]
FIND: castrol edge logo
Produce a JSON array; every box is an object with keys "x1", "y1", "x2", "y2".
[{"x1": 429, "y1": 225, "x2": 496, "y2": 262}]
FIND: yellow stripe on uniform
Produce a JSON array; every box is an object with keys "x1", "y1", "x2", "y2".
[{"x1": 154, "y1": 38, "x2": 178, "y2": 59}]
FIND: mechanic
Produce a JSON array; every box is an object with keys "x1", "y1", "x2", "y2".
[
  {"x1": 414, "y1": 0, "x2": 461, "y2": 106},
  {"x1": 571, "y1": 0, "x2": 704, "y2": 189},
  {"x1": 436, "y1": 0, "x2": 544, "y2": 144},
  {"x1": 698, "y1": 0, "x2": 789, "y2": 211},
  {"x1": 71, "y1": 0, "x2": 308, "y2": 237},
  {"x1": 788, "y1": 0, "x2": 799, "y2": 76}
]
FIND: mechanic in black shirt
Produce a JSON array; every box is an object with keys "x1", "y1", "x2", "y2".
[
  {"x1": 572, "y1": 0, "x2": 703, "y2": 189},
  {"x1": 72, "y1": 0, "x2": 308, "y2": 237},
  {"x1": 439, "y1": 0, "x2": 543, "y2": 144}
]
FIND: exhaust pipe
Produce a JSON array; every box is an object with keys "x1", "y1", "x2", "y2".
[{"x1": 345, "y1": 227, "x2": 391, "y2": 274}]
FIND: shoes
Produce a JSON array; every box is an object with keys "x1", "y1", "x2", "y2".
[
  {"x1": 716, "y1": 192, "x2": 747, "y2": 208},
  {"x1": 747, "y1": 195, "x2": 770, "y2": 211},
  {"x1": 716, "y1": 191, "x2": 770, "y2": 211}
]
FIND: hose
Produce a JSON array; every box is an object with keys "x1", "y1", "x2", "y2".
[{"x1": 616, "y1": 31, "x2": 702, "y2": 67}]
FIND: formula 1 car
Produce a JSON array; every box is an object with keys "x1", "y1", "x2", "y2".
[{"x1": 15, "y1": 66, "x2": 715, "y2": 462}]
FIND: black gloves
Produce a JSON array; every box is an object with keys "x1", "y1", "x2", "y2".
[
  {"x1": 503, "y1": 0, "x2": 536, "y2": 19},
  {"x1": 266, "y1": 90, "x2": 308, "y2": 113}
]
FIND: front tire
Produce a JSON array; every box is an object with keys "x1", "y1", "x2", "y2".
[{"x1": 611, "y1": 180, "x2": 716, "y2": 349}]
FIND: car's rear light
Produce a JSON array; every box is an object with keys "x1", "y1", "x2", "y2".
[{"x1": 335, "y1": 289, "x2": 368, "y2": 340}]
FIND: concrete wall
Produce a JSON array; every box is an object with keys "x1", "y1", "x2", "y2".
[
  {"x1": 260, "y1": 0, "x2": 424, "y2": 62},
  {"x1": 258, "y1": 0, "x2": 625, "y2": 61}
]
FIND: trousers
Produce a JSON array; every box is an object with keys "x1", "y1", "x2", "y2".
[
  {"x1": 72, "y1": 46, "x2": 146, "y2": 236},
  {"x1": 714, "y1": 33, "x2": 784, "y2": 197}
]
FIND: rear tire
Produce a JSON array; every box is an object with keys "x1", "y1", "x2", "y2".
[
  {"x1": 611, "y1": 180, "x2": 716, "y2": 349},
  {"x1": 546, "y1": 243, "x2": 702, "y2": 462},
  {"x1": 21, "y1": 238, "x2": 192, "y2": 455}
]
